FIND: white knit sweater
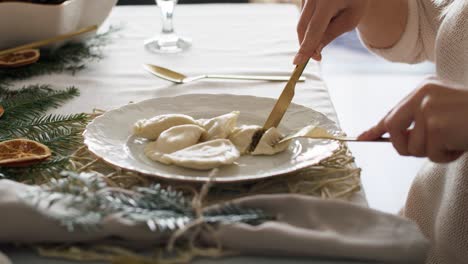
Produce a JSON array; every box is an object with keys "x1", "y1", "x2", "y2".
[{"x1": 361, "y1": 0, "x2": 468, "y2": 263}]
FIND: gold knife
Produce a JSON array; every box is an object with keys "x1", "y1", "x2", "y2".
[{"x1": 263, "y1": 59, "x2": 309, "y2": 130}]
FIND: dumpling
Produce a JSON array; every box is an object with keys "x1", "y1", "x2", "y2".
[
  {"x1": 159, "y1": 139, "x2": 240, "y2": 170},
  {"x1": 228, "y1": 125, "x2": 262, "y2": 154},
  {"x1": 133, "y1": 114, "x2": 196, "y2": 140},
  {"x1": 197, "y1": 111, "x2": 239, "y2": 141},
  {"x1": 144, "y1": 125, "x2": 207, "y2": 163},
  {"x1": 252, "y1": 127, "x2": 289, "y2": 156}
]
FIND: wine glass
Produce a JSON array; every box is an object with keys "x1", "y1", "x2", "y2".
[{"x1": 145, "y1": 0, "x2": 191, "y2": 53}]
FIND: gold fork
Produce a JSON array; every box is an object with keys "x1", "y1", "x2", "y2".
[{"x1": 277, "y1": 125, "x2": 391, "y2": 144}]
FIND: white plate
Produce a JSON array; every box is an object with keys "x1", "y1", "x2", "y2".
[{"x1": 84, "y1": 94, "x2": 341, "y2": 183}]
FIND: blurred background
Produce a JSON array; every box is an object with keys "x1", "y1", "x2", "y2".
[
  {"x1": 117, "y1": 0, "x2": 297, "y2": 4},
  {"x1": 118, "y1": 0, "x2": 245, "y2": 4},
  {"x1": 116, "y1": 0, "x2": 432, "y2": 74}
]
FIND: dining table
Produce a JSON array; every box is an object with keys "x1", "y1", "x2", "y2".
[{"x1": 0, "y1": 3, "x2": 429, "y2": 264}]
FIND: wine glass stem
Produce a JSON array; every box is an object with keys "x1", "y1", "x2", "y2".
[{"x1": 157, "y1": 0, "x2": 176, "y2": 34}]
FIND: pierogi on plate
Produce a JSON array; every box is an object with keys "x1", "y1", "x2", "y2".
[{"x1": 133, "y1": 111, "x2": 290, "y2": 170}]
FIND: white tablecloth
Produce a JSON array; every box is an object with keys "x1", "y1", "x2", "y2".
[
  {"x1": 20, "y1": 4, "x2": 335, "y2": 120},
  {"x1": 3, "y1": 4, "x2": 369, "y2": 263}
]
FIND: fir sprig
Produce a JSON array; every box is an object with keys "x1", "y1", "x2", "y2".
[
  {"x1": 0, "y1": 113, "x2": 89, "y2": 139},
  {"x1": 134, "y1": 185, "x2": 192, "y2": 214},
  {"x1": 204, "y1": 203, "x2": 272, "y2": 226},
  {"x1": 0, "y1": 26, "x2": 276, "y2": 247},
  {"x1": 31, "y1": 128, "x2": 85, "y2": 156},
  {"x1": 0, "y1": 84, "x2": 54, "y2": 100},
  {"x1": 0, "y1": 157, "x2": 71, "y2": 183},
  {"x1": 25, "y1": 172, "x2": 274, "y2": 233},
  {"x1": 0, "y1": 28, "x2": 118, "y2": 181},
  {"x1": 0, "y1": 87, "x2": 80, "y2": 122},
  {"x1": 0, "y1": 27, "x2": 117, "y2": 86},
  {"x1": 0, "y1": 113, "x2": 89, "y2": 181}
]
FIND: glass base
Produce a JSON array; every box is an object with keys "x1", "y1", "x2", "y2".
[{"x1": 145, "y1": 33, "x2": 191, "y2": 53}]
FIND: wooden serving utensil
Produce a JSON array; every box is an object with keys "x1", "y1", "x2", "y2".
[{"x1": 0, "y1": 25, "x2": 98, "y2": 57}]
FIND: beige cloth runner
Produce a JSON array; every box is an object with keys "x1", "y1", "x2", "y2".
[{"x1": 0, "y1": 180, "x2": 429, "y2": 263}]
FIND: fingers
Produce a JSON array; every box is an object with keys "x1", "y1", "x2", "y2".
[
  {"x1": 359, "y1": 90, "x2": 421, "y2": 155},
  {"x1": 294, "y1": 45, "x2": 322, "y2": 65},
  {"x1": 295, "y1": 0, "x2": 322, "y2": 64},
  {"x1": 446, "y1": 151, "x2": 464, "y2": 162},
  {"x1": 407, "y1": 106, "x2": 426, "y2": 157},
  {"x1": 358, "y1": 117, "x2": 387, "y2": 141},
  {"x1": 359, "y1": 78, "x2": 467, "y2": 162},
  {"x1": 297, "y1": 0, "x2": 317, "y2": 44},
  {"x1": 423, "y1": 95, "x2": 461, "y2": 163},
  {"x1": 321, "y1": 10, "x2": 358, "y2": 47},
  {"x1": 415, "y1": 83, "x2": 454, "y2": 163},
  {"x1": 295, "y1": 2, "x2": 331, "y2": 63},
  {"x1": 426, "y1": 121, "x2": 454, "y2": 163},
  {"x1": 376, "y1": 106, "x2": 413, "y2": 155},
  {"x1": 365, "y1": 117, "x2": 409, "y2": 156}
]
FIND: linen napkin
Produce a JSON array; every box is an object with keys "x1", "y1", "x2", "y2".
[
  {"x1": 209, "y1": 194, "x2": 429, "y2": 263},
  {"x1": 0, "y1": 180, "x2": 429, "y2": 263}
]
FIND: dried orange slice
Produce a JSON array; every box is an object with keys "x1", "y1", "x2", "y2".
[
  {"x1": 0, "y1": 139, "x2": 51, "y2": 167},
  {"x1": 0, "y1": 49, "x2": 40, "y2": 68}
]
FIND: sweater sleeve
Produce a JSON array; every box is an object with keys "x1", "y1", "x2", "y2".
[{"x1": 358, "y1": 0, "x2": 435, "y2": 64}]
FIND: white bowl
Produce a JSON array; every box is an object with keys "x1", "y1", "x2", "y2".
[{"x1": 0, "y1": 0, "x2": 117, "y2": 50}]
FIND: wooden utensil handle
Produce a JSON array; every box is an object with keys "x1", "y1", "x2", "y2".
[{"x1": 0, "y1": 25, "x2": 98, "y2": 57}]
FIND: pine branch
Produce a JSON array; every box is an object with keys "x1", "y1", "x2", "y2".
[
  {"x1": 0, "y1": 88, "x2": 87, "y2": 181},
  {"x1": 0, "y1": 157, "x2": 71, "y2": 183},
  {"x1": 23, "y1": 172, "x2": 274, "y2": 233},
  {"x1": 0, "y1": 28, "x2": 118, "y2": 182},
  {"x1": 0, "y1": 114, "x2": 89, "y2": 142},
  {"x1": 0, "y1": 85, "x2": 12, "y2": 97},
  {"x1": 0, "y1": 84, "x2": 54, "y2": 100},
  {"x1": 134, "y1": 185, "x2": 192, "y2": 213},
  {"x1": 0, "y1": 27, "x2": 118, "y2": 83},
  {"x1": 0, "y1": 28, "x2": 275, "y2": 240},
  {"x1": 0, "y1": 87, "x2": 80, "y2": 122},
  {"x1": 204, "y1": 203, "x2": 274, "y2": 226},
  {"x1": 46, "y1": 171, "x2": 108, "y2": 196},
  {"x1": 30, "y1": 128, "x2": 85, "y2": 156}
]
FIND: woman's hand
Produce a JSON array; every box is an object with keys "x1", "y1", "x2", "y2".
[
  {"x1": 294, "y1": 0, "x2": 369, "y2": 64},
  {"x1": 359, "y1": 78, "x2": 468, "y2": 163}
]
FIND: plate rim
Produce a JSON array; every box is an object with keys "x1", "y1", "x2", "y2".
[{"x1": 83, "y1": 93, "x2": 341, "y2": 183}]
